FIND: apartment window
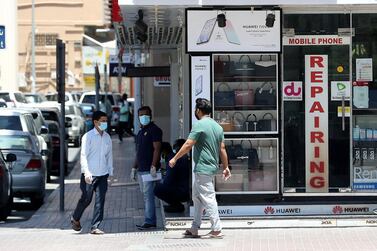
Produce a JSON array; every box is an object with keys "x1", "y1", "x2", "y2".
[{"x1": 35, "y1": 33, "x2": 59, "y2": 46}]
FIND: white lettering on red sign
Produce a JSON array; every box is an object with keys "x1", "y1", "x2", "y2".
[{"x1": 305, "y1": 55, "x2": 329, "y2": 192}]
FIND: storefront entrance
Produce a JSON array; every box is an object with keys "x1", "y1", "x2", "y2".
[{"x1": 283, "y1": 21, "x2": 352, "y2": 194}]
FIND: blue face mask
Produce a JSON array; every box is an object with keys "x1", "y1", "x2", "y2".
[
  {"x1": 139, "y1": 115, "x2": 151, "y2": 126},
  {"x1": 99, "y1": 122, "x2": 108, "y2": 131}
]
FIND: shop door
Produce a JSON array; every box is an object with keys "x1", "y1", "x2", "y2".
[{"x1": 283, "y1": 25, "x2": 351, "y2": 193}]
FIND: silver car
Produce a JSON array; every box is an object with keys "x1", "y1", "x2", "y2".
[
  {"x1": 0, "y1": 130, "x2": 46, "y2": 207},
  {"x1": 65, "y1": 104, "x2": 86, "y2": 147}
]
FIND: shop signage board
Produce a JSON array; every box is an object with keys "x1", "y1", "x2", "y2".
[
  {"x1": 189, "y1": 204, "x2": 377, "y2": 217},
  {"x1": 305, "y1": 55, "x2": 329, "y2": 192},
  {"x1": 283, "y1": 35, "x2": 350, "y2": 46},
  {"x1": 331, "y1": 81, "x2": 350, "y2": 101},
  {"x1": 186, "y1": 9, "x2": 281, "y2": 53},
  {"x1": 353, "y1": 166, "x2": 377, "y2": 190},
  {"x1": 191, "y1": 56, "x2": 211, "y2": 124},
  {"x1": 283, "y1": 81, "x2": 302, "y2": 101},
  {"x1": 153, "y1": 76, "x2": 171, "y2": 87}
]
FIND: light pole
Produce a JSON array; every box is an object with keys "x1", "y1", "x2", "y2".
[{"x1": 31, "y1": 0, "x2": 36, "y2": 93}]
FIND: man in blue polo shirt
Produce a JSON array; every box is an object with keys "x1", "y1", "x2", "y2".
[{"x1": 130, "y1": 106, "x2": 162, "y2": 230}]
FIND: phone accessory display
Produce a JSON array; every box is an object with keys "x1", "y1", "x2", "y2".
[
  {"x1": 195, "y1": 75, "x2": 203, "y2": 96},
  {"x1": 197, "y1": 17, "x2": 240, "y2": 45}
]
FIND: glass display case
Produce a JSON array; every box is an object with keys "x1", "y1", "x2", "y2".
[
  {"x1": 213, "y1": 54, "x2": 279, "y2": 134},
  {"x1": 215, "y1": 138, "x2": 279, "y2": 194}
]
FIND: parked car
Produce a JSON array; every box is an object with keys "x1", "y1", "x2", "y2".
[
  {"x1": 0, "y1": 98, "x2": 7, "y2": 108},
  {"x1": 79, "y1": 103, "x2": 96, "y2": 131},
  {"x1": 0, "y1": 151, "x2": 17, "y2": 221},
  {"x1": 0, "y1": 130, "x2": 46, "y2": 207},
  {"x1": 18, "y1": 108, "x2": 53, "y2": 182},
  {"x1": 79, "y1": 92, "x2": 122, "y2": 131},
  {"x1": 38, "y1": 107, "x2": 69, "y2": 175},
  {"x1": 65, "y1": 104, "x2": 86, "y2": 147},
  {"x1": 45, "y1": 120, "x2": 68, "y2": 176},
  {"x1": 46, "y1": 92, "x2": 79, "y2": 103},
  {"x1": 24, "y1": 93, "x2": 47, "y2": 104},
  {"x1": 0, "y1": 91, "x2": 29, "y2": 108},
  {"x1": 0, "y1": 109, "x2": 50, "y2": 180}
]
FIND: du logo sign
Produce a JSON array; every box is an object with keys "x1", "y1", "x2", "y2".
[
  {"x1": 283, "y1": 81, "x2": 302, "y2": 101},
  {"x1": 0, "y1": 26, "x2": 5, "y2": 49}
]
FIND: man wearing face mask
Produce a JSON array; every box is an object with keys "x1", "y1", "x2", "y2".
[
  {"x1": 70, "y1": 111, "x2": 113, "y2": 235},
  {"x1": 169, "y1": 98, "x2": 231, "y2": 238},
  {"x1": 130, "y1": 106, "x2": 162, "y2": 230}
]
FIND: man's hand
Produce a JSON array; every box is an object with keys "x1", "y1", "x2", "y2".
[
  {"x1": 130, "y1": 168, "x2": 137, "y2": 181},
  {"x1": 222, "y1": 167, "x2": 231, "y2": 181},
  {"x1": 150, "y1": 166, "x2": 157, "y2": 178},
  {"x1": 169, "y1": 158, "x2": 177, "y2": 168},
  {"x1": 84, "y1": 173, "x2": 93, "y2": 184}
]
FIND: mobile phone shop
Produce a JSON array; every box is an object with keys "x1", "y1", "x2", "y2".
[
  {"x1": 115, "y1": 1, "x2": 377, "y2": 227},
  {"x1": 184, "y1": 5, "x2": 377, "y2": 222}
]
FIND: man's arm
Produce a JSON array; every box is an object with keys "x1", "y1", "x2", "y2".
[
  {"x1": 107, "y1": 137, "x2": 113, "y2": 176},
  {"x1": 169, "y1": 139, "x2": 196, "y2": 168},
  {"x1": 80, "y1": 134, "x2": 90, "y2": 176},
  {"x1": 219, "y1": 141, "x2": 231, "y2": 180},
  {"x1": 152, "y1": 141, "x2": 162, "y2": 167}
]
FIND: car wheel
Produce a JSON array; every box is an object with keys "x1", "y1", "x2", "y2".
[
  {"x1": 30, "y1": 195, "x2": 44, "y2": 209},
  {"x1": 0, "y1": 193, "x2": 13, "y2": 221}
]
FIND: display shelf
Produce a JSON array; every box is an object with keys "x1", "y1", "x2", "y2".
[
  {"x1": 214, "y1": 76, "x2": 276, "y2": 82},
  {"x1": 352, "y1": 109, "x2": 377, "y2": 115},
  {"x1": 215, "y1": 105, "x2": 277, "y2": 111}
]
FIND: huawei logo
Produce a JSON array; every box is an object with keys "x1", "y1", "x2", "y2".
[
  {"x1": 333, "y1": 205, "x2": 343, "y2": 214},
  {"x1": 264, "y1": 206, "x2": 275, "y2": 215}
]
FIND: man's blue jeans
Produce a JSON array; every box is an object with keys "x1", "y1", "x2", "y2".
[{"x1": 138, "y1": 171, "x2": 156, "y2": 225}]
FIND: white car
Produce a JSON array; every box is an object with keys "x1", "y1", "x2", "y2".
[
  {"x1": 79, "y1": 92, "x2": 122, "y2": 131},
  {"x1": 45, "y1": 92, "x2": 80, "y2": 104},
  {"x1": 65, "y1": 104, "x2": 86, "y2": 147},
  {"x1": 0, "y1": 91, "x2": 29, "y2": 108}
]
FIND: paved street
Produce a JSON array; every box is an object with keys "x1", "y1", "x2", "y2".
[{"x1": 1, "y1": 136, "x2": 377, "y2": 251}]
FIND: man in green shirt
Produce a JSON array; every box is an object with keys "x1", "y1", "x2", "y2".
[
  {"x1": 169, "y1": 98, "x2": 231, "y2": 238},
  {"x1": 117, "y1": 93, "x2": 134, "y2": 142}
]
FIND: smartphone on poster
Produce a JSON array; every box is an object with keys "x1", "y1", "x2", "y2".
[
  {"x1": 223, "y1": 20, "x2": 241, "y2": 45},
  {"x1": 196, "y1": 18, "x2": 217, "y2": 45},
  {"x1": 195, "y1": 75, "x2": 203, "y2": 96}
]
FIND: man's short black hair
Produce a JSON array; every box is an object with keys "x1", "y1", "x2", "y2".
[
  {"x1": 195, "y1": 98, "x2": 212, "y2": 115},
  {"x1": 138, "y1": 106, "x2": 152, "y2": 115},
  {"x1": 122, "y1": 93, "x2": 128, "y2": 100},
  {"x1": 92, "y1": 111, "x2": 107, "y2": 123},
  {"x1": 173, "y1": 139, "x2": 186, "y2": 152},
  {"x1": 161, "y1": 142, "x2": 173, "y2": 155}
]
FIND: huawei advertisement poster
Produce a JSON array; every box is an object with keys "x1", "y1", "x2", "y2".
[{"x1": 187, "y1": 10, "x2": 281, "y2": 52}]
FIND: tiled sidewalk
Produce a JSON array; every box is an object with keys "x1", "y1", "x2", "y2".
[{"x1": 0, "y1": 136, "x2": 163, "y2": 233}]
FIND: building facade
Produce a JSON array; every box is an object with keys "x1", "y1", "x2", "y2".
[{"x1": 18, "y1": 0, "x2": 111, "y2": 93}]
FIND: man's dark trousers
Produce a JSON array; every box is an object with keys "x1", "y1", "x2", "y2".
[
  {"x1": 154, "y1": 183, "x2": 189, "y2": 206},
  {"x1": 72, "y1": 174, "x2": 108, "y2": 230}
]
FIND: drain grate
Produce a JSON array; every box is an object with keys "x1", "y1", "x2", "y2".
[{"x1": 148, "y1": 242, "x2": 211, "y2": 249}]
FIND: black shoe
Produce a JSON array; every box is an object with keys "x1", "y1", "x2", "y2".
[
  {"x1": 70, "y1": 215, "x2": 82, "y2": 231},
  {"x1": 136, "y1": 223, "x2": 156, "y2": 230},
  {"x1": 164, "y1": 204, "x2": 185, "y2": 213}
]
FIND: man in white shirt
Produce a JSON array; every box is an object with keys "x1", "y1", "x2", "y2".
[{"x1": 71, "y1": 111, "x2": 113, "y2": 235}]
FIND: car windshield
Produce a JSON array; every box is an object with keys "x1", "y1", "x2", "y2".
[
  {"x1": 0, "y1": 135, "x2": 33, "y2": 150},
  {"x1": 80, "y1": 105, "x2": 93, "y2": 115},
  {"x1": 47, "y1": 123, "x2": 59, "y2": 134},
  {"x1": 0, "y1": 93, "x2": 11, "y2": 102},
  {"x1": 0, "y1": 116, "x2": 22, "y2": 130},
  {"x1": 82, "y1": 95, "x2": 115, "y2": 105},
  {"x1": 46, "y1": 94, "x2": 69, "y2": 102},
  {"x1": 25, "y1": 95, "x2": 46, "y2": 103},
  {"x1": 65, "y1": 106, "x2": 75, "y2": 115},
  {"x1": 15, "y1": 93, "x2": 28, "y2": 103},
  {"x1": 41, "y1": 111, "x2": 59, "y2": 122}
]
